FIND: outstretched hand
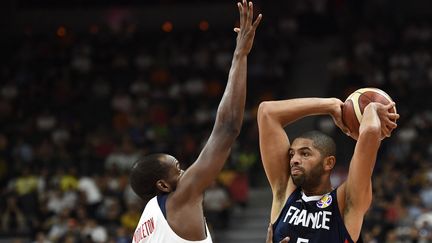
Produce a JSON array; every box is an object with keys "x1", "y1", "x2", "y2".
[
  {"x1": 234, "y1": 0, "x2": 262, "y2": 56},
  {"x1": 266, "y1": 223, "x2": 290, "y2": 243}
]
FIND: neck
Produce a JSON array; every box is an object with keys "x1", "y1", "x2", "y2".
[{"x1": 301, "y1": 179, "x2": 333, "y2": 196}]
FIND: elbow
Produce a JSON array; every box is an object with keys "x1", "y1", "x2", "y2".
[
  {"x1": 226, "y1": 119, "x2": 242, "y2": 136},
  {"x1": 215, "y1": 107, "x2": 243, "y2": 137},
  {"x1": 230, "y1": 125, "x2": 241, "y2": 137},
  {"x1": 217, "y1": 122, "x2": 241, "y2": 138},
  {"x1": 257, "y1": 101, "x2": 273, "y2": 121},
  {"x1": 214, "y1": 112, "x2": 242, "y2": 138}
]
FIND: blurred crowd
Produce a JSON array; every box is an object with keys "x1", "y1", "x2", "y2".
[
  {"x1": 14, "y1": 0, "x2": 236, "y2": 9},
  {"x1": 0, "y1": 11, "x2": 295, "y2": 242},
  {"x1": 0, "y1": 1, "x2": 431, "y2": 243}
]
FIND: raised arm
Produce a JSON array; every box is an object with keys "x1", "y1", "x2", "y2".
[
  {"x1": 339, "y1": 102, "x2": 398, "y2": 241},
  {"x1": 176, "y1": 0, "x2": 262, "y2": 199},
  {"x1": 257, "y1": 97, "x2": 346, "y2": 222}
]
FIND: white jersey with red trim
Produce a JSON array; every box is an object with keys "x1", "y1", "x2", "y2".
[{"x1": 132, "y1": 196, "x2": 213, "y2": 243}]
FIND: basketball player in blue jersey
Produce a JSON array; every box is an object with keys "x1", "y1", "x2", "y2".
[
  {"x1": 129, "y1": 1, "x2": 262, "y2": 242},
  {"x1": 257, "y1": 98, "x2": 399, "y2": 243}
]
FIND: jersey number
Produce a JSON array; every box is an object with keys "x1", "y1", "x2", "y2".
[{"x1": 297, "y1": 238, "x2": 309, "y2": 243}]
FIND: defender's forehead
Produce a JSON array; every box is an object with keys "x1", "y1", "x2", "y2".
[{"x1": 158, "y1": 154, "x2": 178, "y2": 165}]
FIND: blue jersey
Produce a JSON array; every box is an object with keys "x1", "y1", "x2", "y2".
[{"x1": 273, "y1": 188, "x2": 358, "y2": 243}]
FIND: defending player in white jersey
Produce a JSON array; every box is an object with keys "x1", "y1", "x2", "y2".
[{"x1": 129, "y1": 1, "x2": 262, "y2": 242}]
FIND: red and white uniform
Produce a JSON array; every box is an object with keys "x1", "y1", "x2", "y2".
[{"x1": 132, "y1": 196, "x2": 213, "y2": 243}]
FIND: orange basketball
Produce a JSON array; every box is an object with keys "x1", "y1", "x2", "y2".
[{"x1": 342, "y1": 88, "x2": 396, "y2": 140}]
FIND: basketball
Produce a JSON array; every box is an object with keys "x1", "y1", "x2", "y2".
[{"x1": 342, "y1": 88, "x2": 396, "y2": 140}]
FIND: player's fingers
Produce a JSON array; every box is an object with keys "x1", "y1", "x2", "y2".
[
  {"x1": 242, "y1": 0, "x2": 247, "y2": 27},
  {"x1": 384, "y1": 102, "x2": 396, "y2": 110},
  {"x1": 237, "y1": 2, "x2": 244, "y2": 28},
  {"x1": 335, "y1": 118, "x2": 350, "y2": 135},
  {"x1": 247, "y1": 1, "x2": 253, "y2": 26},
  {"x1": 339, "y1": 124, "x2": 350, "y2": 136},
  {"x1": 388, "y1": 113, "x2": 400, "y2": 121},
  {"x1": 386, "y1": 120, "x2": 397, "y2": 129},
  {"x1": 234, "y1": 27, "x2": 240, "y2": 33},
  {"x1": 344, "y1": 129, "x2": 351, "y2": 137},
  {"x1": 339, "y1": 121, "x2": 350, "y2": 134},
  {"x1": 386, "y1": 128, "x2": 393, "y2": 138},
  {"x1": 252, "y1": 13, "x2": 263, "y2": 29},
  {"x1": 280, "y1": 237, "x2": 290, "y2": 243},
  {"x1": 382, "y1": 125, "x2": 391, "y2": 138}
]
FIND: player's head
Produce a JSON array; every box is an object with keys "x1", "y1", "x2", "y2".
[
  {"x1": 130, "y1": 153, "x2": 184, "y2": 201},
  {"x1": 289, "y1": 130, "x2": 336, "y2": 188}
]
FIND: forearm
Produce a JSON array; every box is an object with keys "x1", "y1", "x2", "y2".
[
  {"x1": 182, "y1": 53, "x2": 247, "y2": 194},
  {"x1": 354, "y1": 104, "x2": 382, "y2": 178},
  {"x1": 214, "y1": 53, "x2": 247, "y2": 134},
  {"x1": 258, "y1": 97, "x2": 338, "y2": 127},
  {"x1": 345, "y1": 104, "x2": 381, "y2": 212}
]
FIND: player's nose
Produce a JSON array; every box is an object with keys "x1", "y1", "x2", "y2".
[
  {"x1": 290, "y1": 159, "x2": 301, "y2": 168},
  {"x1": 290, "y1": 154, "x2": 301, "y2": 166}
]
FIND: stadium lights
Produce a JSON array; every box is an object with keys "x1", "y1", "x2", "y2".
[
  {"x1": 57, "y1": 26, "x2": 67, "y2": 37},
  {"x1": 199, "y1": 20, "x2": 209, "y2": 31},
  {"x1": 162, "y1": 21, "x2": 173, "y2": 32}
]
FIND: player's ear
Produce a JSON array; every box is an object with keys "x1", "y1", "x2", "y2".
[
  {"x1": 324, "y1": 156, "x2": 336, "y2": 171},
  {"x1": 156, "y1": 179, "x2": 172, "y2": 193}
]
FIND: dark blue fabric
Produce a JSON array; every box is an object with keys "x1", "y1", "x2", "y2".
[
  {"x1": 157, "y1": 194, "x2": 169, "y2": 219},
  {"x1": 272, "y1": 188, "x2": 358, "y2": 243}
]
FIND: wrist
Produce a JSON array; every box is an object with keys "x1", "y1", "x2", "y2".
[
  {"x1": 324, "y1": 98, "x2": 341, "y2": 116},
  {"x1": 364, "y1": 102, "x2": 378, "y2": 112},
  {"x1": 234, "y1": 49, "x2": 248, "y2": 58}
]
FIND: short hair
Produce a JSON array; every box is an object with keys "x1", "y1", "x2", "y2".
[
  {"x1": 129, "y1": 153, "x2": 171, "y2": 201},
  {"x1": 296, "y1": 130, "x2": 336, "y2": 157}
]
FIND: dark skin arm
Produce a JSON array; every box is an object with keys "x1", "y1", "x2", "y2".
[{"x1": 167, "y1": 0, "x2": 262, "y2": 240}]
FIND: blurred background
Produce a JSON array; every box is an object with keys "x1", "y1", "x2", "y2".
[{"x1": 0, "y1": 0, "x2": 431, "y2": 242}]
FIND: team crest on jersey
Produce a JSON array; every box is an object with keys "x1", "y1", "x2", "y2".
[{"x1": 316, "y1": 194, "x2": 332, "y2": 208}]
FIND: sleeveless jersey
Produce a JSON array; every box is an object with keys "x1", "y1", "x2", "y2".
[
  {"x1": 273, "y1": 188, "x2": 358, "y2": 243},
  {"x1": 132, "y1": 195, "x2": 213, "y2": 243}
]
